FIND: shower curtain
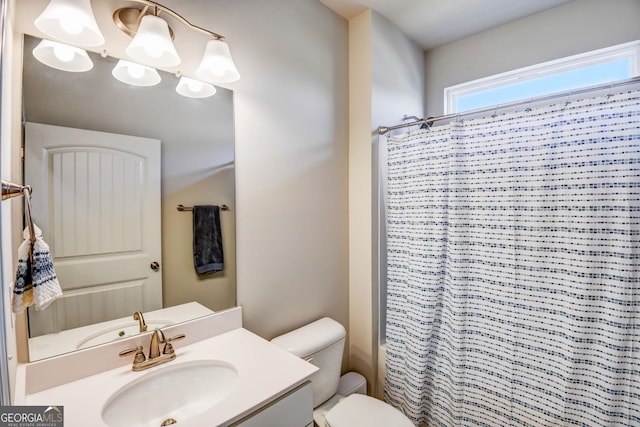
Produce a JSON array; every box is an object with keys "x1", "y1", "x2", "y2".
[{"x1": 384, "y1": 89, "x2": 640, "y2": 426}]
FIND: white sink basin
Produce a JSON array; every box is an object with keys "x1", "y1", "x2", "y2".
[
  {"x1": 101, "y1": 360, "x2": 238, "y2": 427},
  {"x1": 76, "y1": 320, "x2": 174, "y2": 349}
]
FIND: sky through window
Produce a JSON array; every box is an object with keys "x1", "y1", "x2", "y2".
[{"x1": 455, "y1": 59, "x2": 632, "y2": 112}]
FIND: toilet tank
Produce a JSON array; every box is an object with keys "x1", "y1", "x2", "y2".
[{"x1": 271, "y1": 317, "x2": 346, "y2": 407}]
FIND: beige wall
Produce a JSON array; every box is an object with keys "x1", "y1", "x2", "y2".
[
  {"x1": 424, "y1": 0, "x2": 640, "y2": 116},
  {"x1": 348, "y1": 10, "x2": 374, "y2": 392},
  {"x1": 225, "y1": 0, "x2": 351, "y2": 340},
  {"x1": 348, "y1": 9, "x2": 425, "y2": 395}
]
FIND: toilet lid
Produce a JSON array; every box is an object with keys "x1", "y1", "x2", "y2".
[{"x1": 324, "y1": 394, "x2": 414, "y2": 427}]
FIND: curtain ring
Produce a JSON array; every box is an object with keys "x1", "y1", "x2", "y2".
[
  {"x1": 525, "y1": 98, "x2": 533, "y2": 112},
  {"x1": 564, "y1": 90, "x2": 573, "y2": 106},
  {"x1": 402, "y1": 115, "x2": 417, "y2": 136},
  {"x1": 606, "y1": 82, "x2": 614, "y2": 98}
]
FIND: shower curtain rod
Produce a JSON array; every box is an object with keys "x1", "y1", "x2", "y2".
[{"x1": 377, "y1": 76, "x2": 640, "y2": 135}]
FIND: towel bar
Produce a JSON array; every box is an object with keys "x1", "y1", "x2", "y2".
[
  {"x1": 1, "y1": 180, "x2": 36, "y2": 243},
  {"x1": 177, "y1": 204, "x2": 229, "y2": 212},
  {"x1": 2, "y1": 180, "x2": 32, "y2": 200}
]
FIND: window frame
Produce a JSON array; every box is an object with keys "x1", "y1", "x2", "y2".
[{"x1": 444, "y1": 40, "x2": 640, "y2": 114}]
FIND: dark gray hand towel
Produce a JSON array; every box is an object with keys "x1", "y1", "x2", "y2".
[{"x1": 193, "y1": 205, "x2": 224, "y2": 274}]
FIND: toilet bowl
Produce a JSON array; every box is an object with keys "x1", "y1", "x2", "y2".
[{"x1": 271, "y1": 317, "x2": 414, "y2": 427}]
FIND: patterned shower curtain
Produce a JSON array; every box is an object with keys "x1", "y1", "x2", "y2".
[{"x1": 384, "y1": 89, "x2": 640, "y2": 426}]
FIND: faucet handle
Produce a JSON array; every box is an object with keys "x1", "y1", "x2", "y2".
[
  {"x1": 162, "y1": 334, "x2": 186, "y2": 355},
  {"x1": 119, "y1": 345, "x2": 146, "y2": 364}
]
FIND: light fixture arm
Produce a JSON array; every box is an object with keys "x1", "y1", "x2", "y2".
[
  {"x1": 127, "y1": 0, "x2": 225, "y2": 40},
  {"x1": 133, "y1": 5, "x2": 150, "y2": 27}
]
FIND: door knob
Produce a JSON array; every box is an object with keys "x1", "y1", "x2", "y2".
[{"x1": 150, "y1": 261, "x2": 160, "y2": 271}]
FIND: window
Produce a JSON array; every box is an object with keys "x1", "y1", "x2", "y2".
[{"x1": 445, "y1": 41, "x2": 640, "y2": 114}]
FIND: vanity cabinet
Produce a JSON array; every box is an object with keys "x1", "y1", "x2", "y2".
[{"x1": 231, "y1": 382, "x2": 313, "y2": 427}]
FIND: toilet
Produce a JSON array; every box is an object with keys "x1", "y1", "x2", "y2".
[{"x1": 271, "y1": 317, "x2": 414, "y2": 427}]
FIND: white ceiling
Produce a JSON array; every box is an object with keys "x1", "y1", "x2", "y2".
[{"x1": 319, "y1": 0, "x2": 574, "y2": 50}]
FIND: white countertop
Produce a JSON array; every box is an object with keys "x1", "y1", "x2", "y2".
[{"x1": 17, "y1": 327, "x2": 318, "y2": 427}]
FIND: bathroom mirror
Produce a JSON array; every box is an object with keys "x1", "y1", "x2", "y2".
[{"x1": 21, "y1": 35, "x2": 236, "y2": 361}]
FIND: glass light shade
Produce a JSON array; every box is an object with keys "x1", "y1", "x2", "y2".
[
  {"x1": 34, "y1": 0, "x2": 104, "y2": 47},
  {"x1": 32, "y1": 39, "x2": 93, "y2": 72},
  {"x1": 176, "y1": 77, "x2": 217, "y2": 98},
  {"x1": 112, "y1": 60, "x2": 161, "y2": 87},
  {"x1": 126, "y1": 15, "x2": 180, "y2": 68},
  {"x1": 196, "y1": 39, "x2": 241, "y2": 83}
]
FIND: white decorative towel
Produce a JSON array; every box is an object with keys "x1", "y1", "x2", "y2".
[
  {"x1": 12, "y1": 224, "x2": 62, "y2": 313},
  {"x1": 12, "y1": 233, "x2": 34, "y2": 313}
]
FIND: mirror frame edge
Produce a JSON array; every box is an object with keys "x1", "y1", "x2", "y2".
[{"x1": 0, "y1": 0, "x2": 12, "y2": 405}]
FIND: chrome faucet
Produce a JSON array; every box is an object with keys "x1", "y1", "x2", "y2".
[
  {"x1": 120, "y1": 329, "x2": 186, "y2": 371},
  {"x1": 133, "y1": 311, "x2": 147, "y2": 333}
]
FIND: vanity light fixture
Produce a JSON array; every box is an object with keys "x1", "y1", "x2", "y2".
[
  {"x1": 114, "y1": 0, "x2": 241, "y2": 84},
  {"x1": 196, "y1": 39, "x2": 241, "y2": 84},
  {"x1": 33, "y1": 0, "x2": 239, "y2": 94},
  {"x1": 125, "y1": 14, "x2": 180, "y2": 68},
  {"x1": 112, "y1": 59, "x2": 161, "y2": 87},
  {"x1": 176, "y1": 76, "x2": 217, "y2": 98},
  {"x1": 32, "y1": 39, "x2": 94, "y2": 72},
  {"x1": 34, "y1": 0, "x2": 104, "y2": 47}
]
